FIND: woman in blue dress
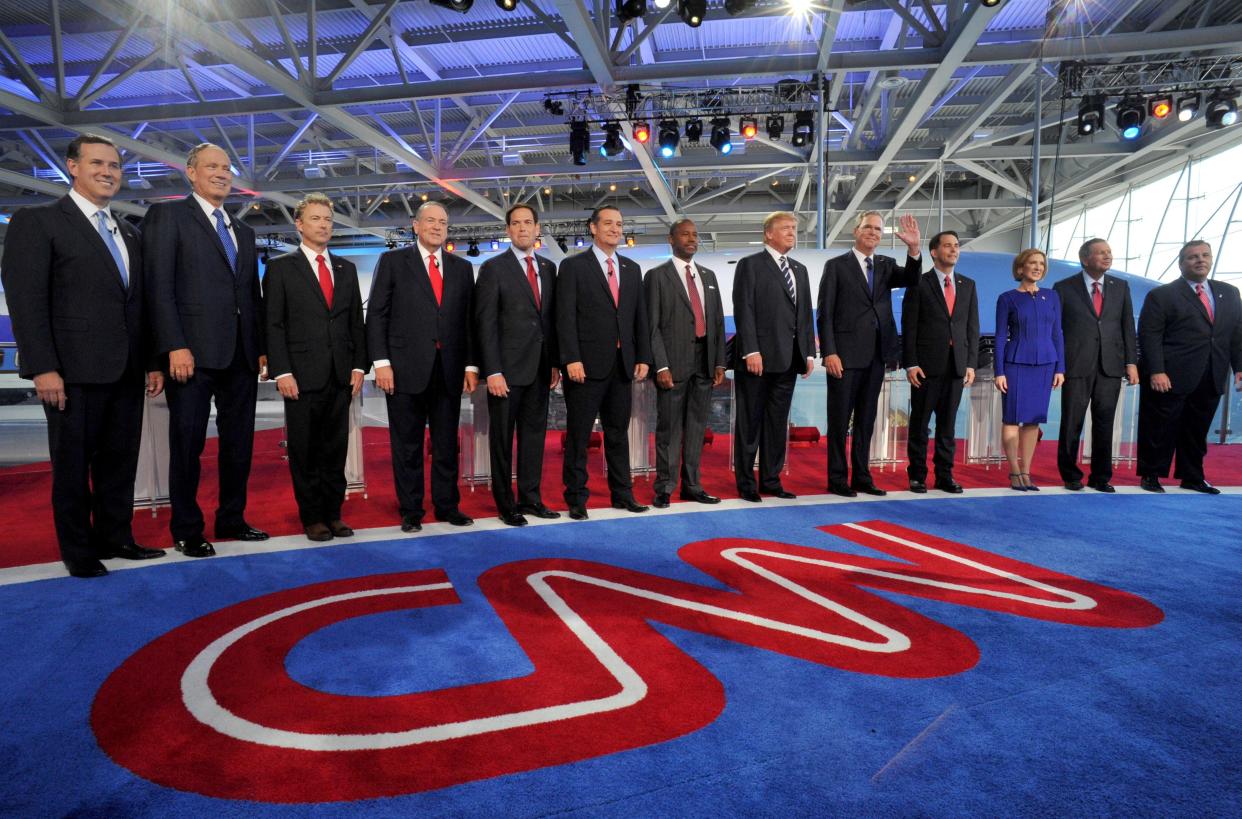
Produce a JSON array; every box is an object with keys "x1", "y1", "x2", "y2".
[{"x1": 994, "y1": 248, "x2": 1065, "y2": 491}]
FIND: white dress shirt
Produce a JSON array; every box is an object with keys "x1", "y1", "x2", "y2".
[
  {"x1": 275, "y1": 244, "x2": 364, "y2": 382},
  {"x1": 374, "y1": 241, "x2": 476, "y2": 373},
  {"x1": 1082, "y1": 270, "x2": 1107, "y2": 301},
  {"x1": 191, "y1": 191, "x2": 236, "y2": 251},
  {"x1": 69, "y1": 188, "x2": 130, "y2": 279},
  {"x1": 745, "y1": 246, "x2": 812, "y2": 366}
]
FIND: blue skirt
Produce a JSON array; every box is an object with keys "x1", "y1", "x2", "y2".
[{"x1": 1002, "y1": 362, "x2": 1054, "y2": 425}]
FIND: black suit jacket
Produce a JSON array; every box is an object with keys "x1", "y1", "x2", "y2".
[
  {"x1": 901, "y1": 269, "x2": 980, "y2": 377},
  {"x1": 1053, "y1": 273, "x2": 1137, "y2": 378},
  {"x1": 1138, "y1": 277, "x2": 1242, "y2": 396},
  {"x1": 1, "y1": 196, "x2": 149, "y2": 382},
  {"x1": 732, "y1": 250, "x2": 816, "y2": 369},
  {"x1": 366, "y1": 245, "x2": 475, "y2": 395},
  {"x1": 817, "y1": 250, "x2": 922, "y2": 367},
  {"x1": 555, "y1": 248, "x2": 651, "y2": 378},
  {"x1": 473, "y1": 250, "x2": 557, "y2": 387},
  {"x1": 645, "y1": 259, "x2": 726, "y2": 381},
  {"x1": 263, "y1": 251, "x2": 367, "y2": 391},
  {"x1": 143, "y1": 195, "x2": 263, "y2": 371}
]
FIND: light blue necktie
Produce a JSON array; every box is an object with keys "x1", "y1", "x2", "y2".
[
  {"x1": 212, "y1": 208, "x2": 238, "y2": 273},
  {"x1": 779, "y1": 255, "x2": 795, "y2": 301},
  {"x1": 95, "y1": 210, "x2": 127, "y2": 289}
]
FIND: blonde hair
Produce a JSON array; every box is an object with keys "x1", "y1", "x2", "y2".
[
  {"x1": 854, "y1": 210, "x2": 884, "y2": 228},
  {"x1": 763, "y1": 211, "x2": 797, "y2": 232},
  {"x1": 294, "y1": 192, "x2": 333, "y2": 221},
  {"x1": 1011, "y1": 248, "x2": 1047, "y2": 281}
]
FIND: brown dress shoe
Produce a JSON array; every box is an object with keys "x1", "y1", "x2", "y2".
[
  {"x1": 328, "y1": 520, "x2": 354, "y2": 537},
  {"x1": 304, "y1": 522, "x2": 333, "y2": 542}
]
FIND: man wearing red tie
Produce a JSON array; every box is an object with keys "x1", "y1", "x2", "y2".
[
  {"x1": 263, "y1": 193, "x2": 368, "y2": 541},
  {"x1": 367, "y1": 202, "x2": 477, "y2": 531}
]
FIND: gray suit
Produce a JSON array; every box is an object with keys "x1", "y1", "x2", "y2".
[{"x1": 646, "y1": 258, "x2": 726, "y2": 496}]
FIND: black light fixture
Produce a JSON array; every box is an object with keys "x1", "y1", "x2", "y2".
[
  {"x1": 709, "y1": 117, "x2": 733, "y2": 154},
  {"x1": 616, "y1": 0, "x2": 647, "y2": 20},
  {"x1": 765, "y1": 114, "x2": 785, "y2": 140},
  {"x1": 1176, "y1": 93, "x2": 1200, "y2": 123},
  {"x1": 677, "y1": 0, "x2": 706, "y2": 26},
  {"x1": 790, "y1": 110, "x2": 814, "y2": 147},
  {"x1": 466, "y1": 240, "x2": 481, "y2": 257},
  {"x1": 1205, "y1": 90, "x2": 1239, "y2": 128},
  {"x1": 1076, "y1": 95, "x2": 1104, "y2": 136},
  {"x1": 600, "y1": 122, "x2": 625, "y2": 157},
  {"x1": 1115, "y1": 96, "x2": 1146, "y2": 140},
  {"x1": 657, "y1": 119, "x2": 680, "y2": 158},
  {"x1": 569, "y1": 120, "x2": 590, "y2": 166},
  {"x1": 574, "y1": 235, "x2": 585, "y2": 247},
  {"x1": 495, "y1": 0, "x2": 519, "y2": 9},
  {"x1": 684, "y1": 117, "x2": 703, "y2": 141},
  {"x1": 556, "y1": 236, "x2": 569, "y2": 252},
  {"x1": 544, "y1": 97, "x2": 564, "y2": 116},
  {"x1": 429, "y1": 0, "x2": 473, "y2": 12}
]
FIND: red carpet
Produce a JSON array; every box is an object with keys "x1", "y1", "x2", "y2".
[{"x1": 3, "y1": 427, "x2": 1241, "y2": 570}]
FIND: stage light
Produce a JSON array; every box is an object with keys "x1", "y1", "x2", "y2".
[
  {"x1": 575, "y1": 235, "x2": 585, "y2": 247},
  {"x1": 709, "y1": 117, "x2": 732, "y2": 154},
  {"x1": 534, "y1": 238, "x2": 542, "y2": 249},
  {"x1": 1076, "y1": 96, "x2": 1104, "y2": 136},
  {"x1": 556, "y1": 237, "x2": 569, "y2": 252},
  {"x1": 790, "y1": 110, "x2": 814, "y2": 147},
  {"x1": 543, "y1": 186, "x2": 552, "y2": 195},
  {"x1": 724, "y1": 0, "x2": 751, "y2": 13},
  {"x1": 765, "y1": 114, "x2": 785, "y2": 140},
  {"x1": 466, "y1": 240, "x2": 481, "y2": 257},
  {"x1": 1177, "y1": 93, "x2": 1200, "y2": 123},
  {"x1": 739, "y1": 116, "x2": 758, "y2": 139},
  {"x1": 569, "y1": 120, "x2": 590, "y2": 166},
  {"x1": 632, "y1": 120, "x2": 651, "y2": 143},
  {"x1": 1149, "y1": 95, "x2": 1172, "y2": 120},
  {"x1": 1205, "y1": 90, "x2": 1238, "y2": 128},
  {"x1": 609, "y1": 182, "x2": 617, "y2": 191},
  {"x1": 980, "y1": 0, "x2": 1001, "y2": 6},
  {"x1": 616, "y1": 0, "x2": 647, "y2": 20},
  {"x1": 445, "y1": 240, "x2": 457, "y2": 253},
  {"x1": 495, "y1": 0, "x2": 519, "y2": 9},
  {"x1": 1115, "y1": 97, "x2": 1145, "y2": 140},
  {"x1": 653, "y1": 0, "x2": 672, "y2": 7},
  {"x1": 600, "y1": 122, "x2": 625, "y2": 157},
  {"x1": 490, "y1": 239, "x2": 500, "y2": 251},
  {"x1": 677, "y1": 0, "x2": 706, "y2": 26},
  {"x1": 429, "y1": 0, "x2": 473, "y2": 12},
  {"x1": 657, "y1": 119, "x2": 680, "y2": 158},
  {"x1": 544, "y1": 97, "x2": 564, "y2": 116},
  {"x1": 625, "y1": 235, "x2": 636, "y2": 247},
  {"x1": 684, "y1": 117, "x2": 703, "y2": 141}
]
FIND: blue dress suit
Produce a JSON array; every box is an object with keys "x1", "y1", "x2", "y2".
[{"x1": 994, "y1": 288, "x2": 1065, "y2": 424}]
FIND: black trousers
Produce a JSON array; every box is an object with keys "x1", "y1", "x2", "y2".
[
  {"x1": 487, "y1": 378, "x2": 550, "y2": 514},
  {"x1": 1057, "y1": 369, "x2": 1122, "y2": 484},
  {"x1": 562, "y1": 351, "x2": 633, "y2": 507},
  {"x1": 386, "y1": 352, "x2": 461, "y2": 520},
  {"x1": 284, "y1": 373, "x2": 352, "y2": 526},
  {"x1": 44, "y1": 371, "x2": 144, "y2": 565},
  {"x1": 826, "y1": 354, "x2": 885, "y2": 487},
  {"x1": 654, "y1": 341, "x2": 713, "y2": 496},
  {"x1": 1137, "y1": 365, "x2": 1222, "y2": 483},
  {"x1": 906, "y1": 347, "x2": 964, "y2": 483},
  {"x1": 165, "y1": 342, "x2": 257, "y2": 540},
  {"x1": 734, "y1": 348, "x2": 798, "y2": 494}
]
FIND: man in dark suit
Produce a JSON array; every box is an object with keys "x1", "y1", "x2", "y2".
[
  {"x1": 732, "y1": 211, "x2": 817, "y2": 502},
  {"x1": 474, "y1": 204, "x2": 560, "y2": 527},
  {"x1": 817, "y1": 211, "x2": 923, "y2": 497},
  {"x1": 901, "y1": 229, "x2": 978, "y2": 494},
  {"x1": 367, "y1": 201, "x2": 477, "y2": 531},
  {"x1": 1, "y1": 134, "x2": 165, "y2": 578},
  {"x1": 646, "y1": 218, "x2": 726, "y2": 508},
  {"x1": 263, "y1": 193, "x2": 367, "y2": 541},
  {"x1": 1053, "y1": 239, "x2": 1138, "y2": 492},
  {"x1": 145, "y1": 142, "x2": 268, "y2": 557},
  {"x1": 556, "y1": 205, "x2": 652, "y2": 520},
  {"x1": 1136, "y1": 240, "x2": 1242, "y2": 494}
]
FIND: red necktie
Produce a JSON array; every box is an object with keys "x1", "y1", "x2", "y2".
[
  {"x1": 1092, "y1": 281, "x2": 1102, "y2": 316},
  {"x1": 427, "y1": 253, "x2": 443, "y2": 306},
  {"x1": 943, "y1": 274, "x2": 955, "y2": 316},
  {"x1": 525, "y1": 255, "x2": 541, "y2": 310},
  {"x1": 606, "y1": 257, "x2": 619, "y2": 306},
  {"x1": 686, "y1": 264, "x2": 706, "y2": 337},
  {"x1": 1197, "y1": 283, "x2": 1214, "y2": 322},
  {"x1": 315, "y1": 254, "x2": 333, "y2": 308}
]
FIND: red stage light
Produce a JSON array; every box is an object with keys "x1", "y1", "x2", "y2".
[{"x1": 633, "y1": 121, "x2": 651, "y2": 143}]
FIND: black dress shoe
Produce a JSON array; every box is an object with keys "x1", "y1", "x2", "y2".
[
  {"x1": 1180, "y1": 479, "x2": 1221, "y2": 495},
  {"x1": 1086, "y1": 481, "x2": 1115, "y2": 493},
  {"x1": 328, "y1": 520, "x2": 354, "y2": 537},
  {"x1": 612, "y1": 498, "x2": 649, "y2": 513},
  {"x1": 517, "y1": 504, "x2": 561, "y2": 520},
  {"x1": 437, "y1": 509, "x2": 474, "y2": 526},
  {"x1": 215, "y1": 523, "x2": 269, "y2": 541},
  {"x1": 739, "y1": 490, "x2": 762, "y2": 503},
  {"x1": 400, "y1": 515, "x2": 422, "y2": 533},
  {"x1": 652, "y1": 494, "x2": 671, "y2": 508},
  {"x1": 104, "y1": 542, "x2": 166, "y2": 560},
  {"x1": 829, "y1": 482, "x2": 857, "y2": 498},
  {"x1": 500, "y1": 511, "x2": 529, "y2": 527},
  {"x1": 568, "y1": 505, "x2": 589, "y2": 520},
  {"x1": 909, "y1": 480, "x2": 927, "y2": 494},
  {"x1": 304, "y1": 523, "x2": 333, "y2": 542},
  {"x1": 65, "y1": 558, "x2": 108, "y2": 578},
  {"x1": 1139, "y1": 476, "x2": 1164, "y2": 493},
  {"x1": 1064, "y1": 480, "x2": 1084, "y2": 491},
  {"x1": 174, "y1": 537, "x2": 216, "y2": 558},
  {"x1": 852, "y1": 483, "x2": 887, "y2": 496},
  {"x1": 680, "y1": 490, "x2": 721, "y2": 504},
  {"x1": 763, "y1": 488, "x2": 797, "y2": 499},
  {"x1": 933, "y1": 480, "x2": 964, "y2": 494}
]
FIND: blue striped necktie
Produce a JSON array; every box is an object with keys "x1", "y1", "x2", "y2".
[
  {"x1": 95, "y1": 210, "x2": 127, "y2": 288},
  {"x1": 212, "y1": 208, "x2": 237, "y2": 273}
]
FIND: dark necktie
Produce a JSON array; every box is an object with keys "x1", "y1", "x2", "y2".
[
  {"x1": 212, "y1": 208, "x2": 237, "y2": 274},
  {"x1": 316, "y1": 254, "x2": 334, "y2": 308},
  {"x1": 1197, "y1": 283, "x2": 1214, "y2": 322},
  {"x1": 525, "y1": 255, "x2": 541, "y2": 310},
  {"x1": 427, "y1": 253, "x2": 443, "y2": 306},
  {"x1": 943, "y1": 274, "x2": 955, "y2": 315},
  {"x1": 686, "y1": 264, "x2": 706, "y2": 338},
  {"x1": 1092, "y1": 281, "x2": 1102, "y2": 316},
  {"x1": 778, "y1": 255, "x2": 795, "y2": 301},
  {"x1": 865, "y1": 256, "x2": 874, "y2": 294}
]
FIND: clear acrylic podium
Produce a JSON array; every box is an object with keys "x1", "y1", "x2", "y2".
[
  {"x1": 1080, "y1": 381, "x2": 1139, "y2": 467},
  {"x1": 965, "y1": 370, "x2": 1006, "y2": 466},
  {"x1": 459, "y1": 388, "x2": 492, "y2": 488}
]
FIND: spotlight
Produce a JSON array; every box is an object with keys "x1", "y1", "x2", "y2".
[
  {"x1": 1076, "y1": 96, "x2": 1104, "y2": 136},
  {"x1": 625, "y1": 235, "x2": 636, "y2": 247},
  {"x1": 657, "y1": 119, "x2": 680, "y2": 158},
  {"x1": 765, "y1": 114, "x2": 785, "y2": 140},
  {"x1": 790, "y1": 110, "x2": 814, "y2": 147},
  {"x1": 1149, "y1": 95, "x2": 1172, "y2": 120},
  {"x1": 980, "y1": 0, "x2": 1001, "y2": 6},
  {"x1": 575, "y1": 236, "x2": 585, "y2": 247},
  {"x1": 544, "y1": 97, "x2": 564, "y2": 116},
  {"x1": 724, "y1": 0, "x2": 751, "y2": 13},
  {"x1": 495, "y1": 0, "x2": 519, "y2": 9},
  {"x1": 1177, "y1": 93, "x2": 1200, "y2": 123},
  {"x1": 677, "y1": 0, "x2": 705, "y2": 26},
  {"x1": 653, "y1": 0, "x2": 671, "y2": 7},
  {"x1": 632, "y1": 120, "x2": 651, "y2": 143},
  {"x1": 466, "y1": 240, "x2": 481, "y2": 257},
  {"x1": 616, "y1": 0, "x2": 647, "y2": 20},
  {"x1": 600, "y1": 122, "x2": 625, "y2": 157},
  {"x1": 684, "y1": 117, "x2": 703, "y2": 141},
  {"x1": 709, "y1": 117, "x2": 732, "y2": 154},
  {"x1": 445, "y1": 240, "x2": 457, "y2": 253},
  {"x1": 739, "y1": 116, "x2": 758, "y2": 139},
  {"x1": 1115, "y1": 97, "x2": 1145, "y2": 140},
  {"x1": 490, "y1": 239, "x2": 500, "y2": 251},
  {"x1": 1205, "y1": 90, "x2": 1238, "y2": 128},
  {"x1": 534, "y1": 238, "x2": 543, "y2": 249},
  {"x1": 429, "y1": 0, "x2": 473, "y2": 12},
  {"x1": 556, "y1": 237, "x2": 569, "y2": 253},
  {"x1": 609, "y1": 182, "x2": 617, "y2": 191},
  {"x1": 569, "y1": 120, "x2": 590, "y2": 166}
]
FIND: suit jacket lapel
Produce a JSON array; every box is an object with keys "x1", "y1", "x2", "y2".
[
  {"x1": 666, "y1": 261, "x2": 693, "y2": 314},
  {"x1": 1178, "y1": 279, "x2": 1213, "y2": 324},
  {"x1": 764, "y1": 253, "x2": 795, "y2": 305},
  {"x1": 185, "y1": 196, "x2": 235, "y2": 272},
  {"x1": 507, "y1": 251, "x2": 539, "y2": 311},
  {"x1": 59, "y1": 197, "x2": 128, "y2": 293},
  {"x1": 407, "y1": 247, "x2": 439, "y2": 308},
  {"x1": 595, "y1": 253, "x2": 618, "y2": 308},
  {"x1": 296, "y1": 252, "x2": 331, "y2": 311}
]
